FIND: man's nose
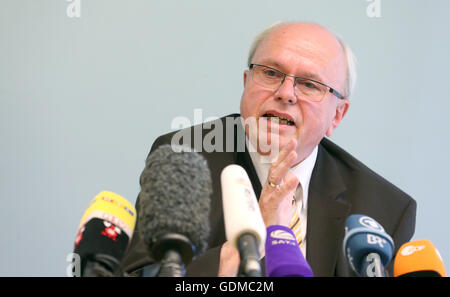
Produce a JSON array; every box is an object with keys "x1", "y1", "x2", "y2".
[{"x1": 275, "y1": 76, "x2": 297, "y2": 104}]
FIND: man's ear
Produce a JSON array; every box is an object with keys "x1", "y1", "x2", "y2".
[
  {"x1": 243, "y1": 70, "x2": 249, "y2": 88},
  {"x1": 326, "y1": 98, "x2": 350, "y2": 137}
]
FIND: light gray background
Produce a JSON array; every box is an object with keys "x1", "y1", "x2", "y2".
[{"x1": 1, "y1": 0, "x2": 449, "y2": 276}]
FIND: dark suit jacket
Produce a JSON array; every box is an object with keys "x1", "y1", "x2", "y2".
[{"x1": 121, "y1": 114, "x2": 416, "y2": 277}]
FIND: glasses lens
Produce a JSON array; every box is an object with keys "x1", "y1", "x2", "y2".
[
  {"x1": 295, "y1": 78, "x2": 327, "y2": 102},
  {"x1": 252, "y1": 65, "x2": 284, "y2": 88},
  {"x1": 251, "y1": 65, "x2": 329, "y2": 102}
]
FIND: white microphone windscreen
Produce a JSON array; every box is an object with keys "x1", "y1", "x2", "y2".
[{"x1": 221, "y1": 164, "x2": 266, "y2": 253}]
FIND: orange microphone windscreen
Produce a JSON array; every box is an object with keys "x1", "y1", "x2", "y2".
[{"x1": 394, "y1": 239, "x2": 446, "y2": 277}]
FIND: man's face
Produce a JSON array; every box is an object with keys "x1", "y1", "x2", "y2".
[{"x1": 240, "y1": 23, "x2": 350, "y2": 164}]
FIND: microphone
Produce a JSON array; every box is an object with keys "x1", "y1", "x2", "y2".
[
  {"x1": 343, "y1": 214, "x2": 394, "y2": 277},
  {"x1": 394, "y1": 239, "x2": 447, "y2": 277},
  {"x1": 138, "y1": 144, "x2": 212, "y2": 277},
  {"x1": 73, "y1": 190, "x2": 137, "y2": 277},
  {"x1": 221, "y1": 164, "x2": 266, "y2": 277},
  {"x1": 265, "y1": 225, "x2": 313, "y2": 277}
]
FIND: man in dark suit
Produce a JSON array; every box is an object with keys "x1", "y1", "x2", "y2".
[{"x1": 121, "y1": 22, "x2": 416, "y2": 276}]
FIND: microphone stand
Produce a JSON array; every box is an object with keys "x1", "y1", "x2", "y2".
[
  {"x1": 153, "y1": 233, "x2": 194, "y2": 277},
  {"x1": 82, "y1": 254, "x2": 120, "y2": 277},
  {"x1": 237, "y1": 233, "x2": 262, "y2": 277}
]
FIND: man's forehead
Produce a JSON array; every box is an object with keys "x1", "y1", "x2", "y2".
[
  {"x1": 269, "y1": 22, "x2": 341, "y2": 46},
  {"x1": 252, "y1": 22, "x2": 346, "y2": 86},
  {"x1": 260, "y1": 23, "x2": 343, "y2": 61}
]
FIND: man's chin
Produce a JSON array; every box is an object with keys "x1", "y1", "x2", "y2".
[
  {"x1": 244, "y1": 120, "x2": 296, "y2": 162},
  {"x1": 251, "y1": 133, "x2": 285, "y2": 163}
]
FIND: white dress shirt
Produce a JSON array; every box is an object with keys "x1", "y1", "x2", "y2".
[{"x1": 247, "y1": 139, "x2": 318, "y2": 257}]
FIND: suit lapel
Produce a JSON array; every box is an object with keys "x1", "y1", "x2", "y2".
[
  {"x1": 236, "y1": 146, "x2": 262, "y2": 198},
  {"x1": 234, "y1": 117, "x2": 262, "y2": 198},
  {"x1": 306, "y1": 141, "x2": 351, "y2": 276}
]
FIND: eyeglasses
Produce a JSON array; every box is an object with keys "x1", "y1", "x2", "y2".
[{"x1": 249, "y1": 63, "x2": 345, "y2": 101}]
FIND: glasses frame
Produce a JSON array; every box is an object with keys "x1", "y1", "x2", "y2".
[{"x1": 249, "y1": 63, "x2": 345, "y2": 100}]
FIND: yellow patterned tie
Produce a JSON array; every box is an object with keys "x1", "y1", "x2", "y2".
[{"x1": 289, "y1": 185, "x2": 303, "y2": 247}]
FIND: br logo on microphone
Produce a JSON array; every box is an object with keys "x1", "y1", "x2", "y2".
[
  {"x1": 367, "y1": 234, "x2": 387, "y2": 248},
  {"x1": 359, "y1": 216, "x2": 384, "y2": 232}
]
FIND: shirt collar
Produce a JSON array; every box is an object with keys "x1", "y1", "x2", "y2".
[{"x1": 247, "y1": 138, "x2": 318, "y2": 206}]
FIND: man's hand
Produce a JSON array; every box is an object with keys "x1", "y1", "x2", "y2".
[
  {"x1": 259, "y1": 138, "x2": 300, "y2": 227},
  {"x1": 218, "y1": 241, "x2": 240, "y2": 277},
  {"x1": 218, "y1": 138, "x2": 300, "y2": 276}
]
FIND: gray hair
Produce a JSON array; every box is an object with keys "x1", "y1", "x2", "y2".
[{"x1": 247, "y1": 21, "x2": 357, "y2": 98}]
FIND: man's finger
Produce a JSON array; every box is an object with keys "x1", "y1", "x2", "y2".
[
  {"x1": 271, "y1": 171, "x2": 299, "y2": 204},
  {"x1": 271, "y1": 138, "x2": 297, "y2": 169},
  {"x1": 268, "y1": 150, "x2": 297, "y2": 185},
  {"x1": 267, "y1": 139, "x2": 297, "y2": 185}
]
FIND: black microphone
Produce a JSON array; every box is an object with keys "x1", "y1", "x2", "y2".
[
  {"x1": 137, "y1": 144, "x2": 212, "y2": 277},
  {"x1": 73, "y1": 191, "x2": 137, "y2": 277},
  {"x1": 343, "y1": 214, "x2": 394, "y2": 277}
]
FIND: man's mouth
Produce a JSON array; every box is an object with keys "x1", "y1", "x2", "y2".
[{"x1": 262, "y1": 113, "x2": 295, "y2": 126}]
